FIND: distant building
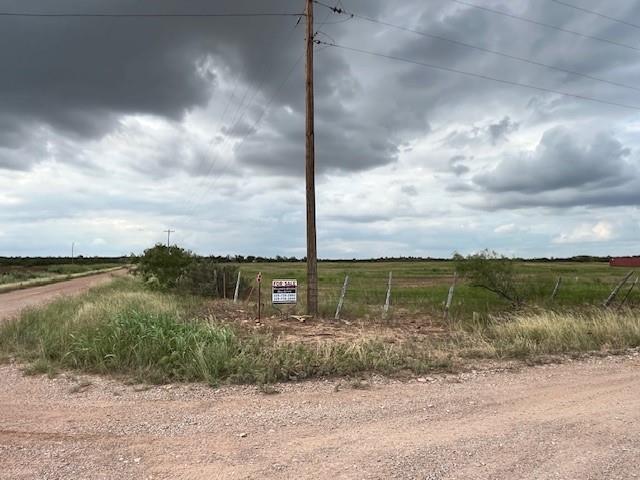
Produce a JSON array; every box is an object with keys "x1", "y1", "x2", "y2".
[{"x1": 609, "y1": 257, "x2": 640, "y2": 267}]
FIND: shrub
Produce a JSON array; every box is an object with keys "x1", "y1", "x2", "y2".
[
  {"x1": 176, "y1": 261, "x2": 249, "y2": 299},
  {"x1": 137, "y1": 244, "x2": 195, "y2": 288},
  {"x1": 454, "y1": 250, "x2": 524, "y2": 306}
]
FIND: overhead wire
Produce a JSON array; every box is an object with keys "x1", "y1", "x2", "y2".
[
  {"x1": 549, "y1": 0, "x2": 640, "y2": 30},
  {"x1": 185, "y1": 51, "x2": 304, "y2": 215},
  {"x1": 180, "y1": 14, "x2": 307, "y2": 217},
  {"x1": 0, "y1": 12, "x2": 304, "y2": 18},
  {"x1": 313, "y1": 0, "x2": 640, "y2": 93},
  {"x1": 179, "y1": 17, "x2": 303, "y2": 216},
  {"x1": 447, "y1": 0, "x2": 640, "y2": 53},
  {"x1": 314, "y1": 39, "x2": 640, "y2": 111},
  {"x1": 182, "y1": 1, "x2": 337, "y2": 218}
]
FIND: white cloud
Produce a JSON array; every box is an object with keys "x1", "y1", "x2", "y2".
[
  {"x1": 553, "y1": 221, "x2": 614, "y2": 244},
  {"x1": 494, "y1": 223, "x2": 517, "y2": 234}
]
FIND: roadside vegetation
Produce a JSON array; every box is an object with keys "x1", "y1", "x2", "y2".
[
  {"x1": 1, "y1": 260, "x2": 639, "y2": 385},
  {"x1": 0, "y1": 263, "x2": 123, "y2": 286},
  {"x1": 0, "y1": 277, "x2": 452, "y2": 384},
  {"x1": 137, "y1": 244, "x2": 250, "y2": 299}
]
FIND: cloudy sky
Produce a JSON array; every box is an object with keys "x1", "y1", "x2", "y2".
[{"x1": 1, "y1": 0, "x2": 639, "y2": 258}]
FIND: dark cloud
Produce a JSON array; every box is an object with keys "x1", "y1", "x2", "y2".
[
  {"x1": 444, "y1": 116, "x2": 518, "y2": 148},
  {"x1": 488, "y1": 116, "x2": 518, "y2": 144},
  {"x1": 473, "y1": 126, "x2": 633, "y2": 194},
  {"x1": 467, "y1": 125, "x2": 639, "y2": 210},
  {"x1": 448, "y1": 155, "x2": 470, "y2": 176},
  {"x1": 401, "y1": 185, "x2": 418, "y2": 196}
]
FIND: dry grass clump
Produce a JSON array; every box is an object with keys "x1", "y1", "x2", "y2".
[{"x1": 489, "y1": 308, "x2": 640, "y2": 357}]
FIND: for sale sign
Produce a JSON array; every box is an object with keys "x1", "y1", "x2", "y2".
[{"x1": 272, "y1": 279, "x2": 297, "y2": 305}]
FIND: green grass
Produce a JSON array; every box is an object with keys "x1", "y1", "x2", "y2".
[
  {"x1": 236, "y1": 261, "x2": 636, "y2": 321},
  {"x1": 0, "y1": 278, "x2": 452, "y2": 384},
  {"x1": 2, "y1": 263, "x2": 639, "y2": 385}
]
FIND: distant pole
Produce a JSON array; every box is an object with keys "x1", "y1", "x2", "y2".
[
  {"x1": 550, "y1": 276, "x2": 562, "y2": 302},
  {"x1": 383, "y1": 271, "x2": 392, "y2": 316},
  {"x1": 334, "y1": 274, "x2": 349, "y2": 320},
  {"x1": 234, "y1": 271, "x2": 241, "y2": 303},
  {"x1": 164, "y1": 229, "x2": 175, "y2": 248},
  {"x1": 223, "y1": 270, "x2": 227, "y2": 299},
  {"x1": 305, "y1": 0, "x2": 318, "y2": 316},
  {"x1": 71, "y1": 242, "x2": 75, "y2": 264},
  {"x1": 257, "y1": 272, "x2": 262, "y2": 321},
  {"x1": 443, "y1": 272, "x2": 458, "y2": 322}
]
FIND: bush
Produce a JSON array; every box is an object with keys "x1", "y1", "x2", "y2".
[
  {"x1": 454, "y1": 250, "x2": 524, "y2": 306},
  {"x1": 176, "y1": 262, "x2": 250, "y2": 299},
  {"x1": 137, "y1": 244, "x2": 195, "y2": 288}
]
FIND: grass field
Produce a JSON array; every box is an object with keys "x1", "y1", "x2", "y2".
[
  {"x1": 237, "y1": 261, "x2": 636, "y2": 321},
  {"x1": 1, "y1": 261, "x2": 638, "y2": 385}
]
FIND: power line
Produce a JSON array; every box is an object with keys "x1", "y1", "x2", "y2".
[
  {"x1": 183, "y1": 3, "x2": 335, "y2": 216},
  {"x1": 549, "y1": 0, "x2": 640, "y2": 30},
  {"x1": 180, "y1": 17, "x2": 304, "y2": 215},
  {"x1": 0, "y1": 11, "x2": 304, "y2": 18},
  {"x1": 448, "y1": 0, "x2": 640, "y2": 53},
  {"x1": 183, "y1": 51, "x2": 304, "y2": 216},
  {"x1": 313, "y1": 0, "x2": 640, "y2": 93},
  {"x1": 315, "y1": 40, "x2": 640, "y2": 111}
]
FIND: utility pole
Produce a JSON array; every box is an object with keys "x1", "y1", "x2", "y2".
[
  {"x1": 164, "y1": 229, "x2": 175, "y2": 248},
  {"x1": 305, "y1": 0, "x2": 318, "y2": 316},
  {"x1": 71, "y1": 242, "x2": 75, "y2": 264}
]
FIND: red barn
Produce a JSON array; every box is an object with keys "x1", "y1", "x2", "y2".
[{"x1": 609, "y1": 257, "x2": 640, "y2": 267}]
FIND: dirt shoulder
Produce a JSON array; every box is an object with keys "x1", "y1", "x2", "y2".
[
  {"x1": 0, "y1": 269, "x2": 127, "y2": 322},
  {"x1": 1, "y1": 353, "x2": 639, "y2": 479}
]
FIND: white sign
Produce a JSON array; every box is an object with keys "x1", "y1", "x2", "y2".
[{"x1": 272, "y1": 279, "x2": 297, "y2": 304}]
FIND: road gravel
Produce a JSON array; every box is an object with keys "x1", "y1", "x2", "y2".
[{"x1": 1, "y1": 353, "x2": 639, "y2": 479}]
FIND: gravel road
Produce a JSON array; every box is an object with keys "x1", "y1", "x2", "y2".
[
  {"x1": 1, "y1": 353, "x2": 639, "y2": 479},
  {"x1": 0, "y1": 269, "x2": 126, "y2": 322}
]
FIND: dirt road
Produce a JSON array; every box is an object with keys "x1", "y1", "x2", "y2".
[
  {"x1": 0, "y1": 269, "x2": 126, "y2": 322},
  {"x1": 1, "y1": 353, "x2": 639, "y2": 479}
]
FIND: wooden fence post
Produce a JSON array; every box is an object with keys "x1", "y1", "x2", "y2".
[
  {"x1": 443, "y1": 272, "x2": 457, "y2": 322},
  {"x1": 603, "y1": 271, "x2": 633, "y2": 307},
  {"x1": 223, "y1": 270, "x2": 227, "y2": 299},
  {"x1": 618, "y1": 276, "x2": 638, "y2": 309},
  {"x1": 550, "y1": 276, "x2": 562, "y2": 302},
  {"x1": 233, "y1": 270, "x2": 241, "y2": 303},
  {"x1": 334, "y1": 274, "x2": 349, "y2": 320},
  {"x1": 383, "y1": 272, "x2": 392, "y2": 317}
]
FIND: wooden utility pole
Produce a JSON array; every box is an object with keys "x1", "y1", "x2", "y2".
[
  {"x1": 71, "y1": 242, "x2": 75, "y2": 264},
  {"x1": 305, "y1": 0, "x2": 318, "y2": 316},
  {"x1": 164, "y1": 229, "x2": 175, "y2": 248}
]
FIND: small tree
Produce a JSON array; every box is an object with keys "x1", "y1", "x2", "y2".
[
  {"x1": 454, "y1": 250, "x2": 523, "y2": 306},
  {"x1": 137, "y1": 244, "x2": 194, "y2": 288}
]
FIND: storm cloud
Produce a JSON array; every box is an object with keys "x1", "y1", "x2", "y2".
[{"x1": 2, "y1": 0, "x2": 640, "y2": 257}]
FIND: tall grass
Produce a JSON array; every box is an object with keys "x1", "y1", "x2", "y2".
[
  {"x1": 488, "y1": 309, "x2": 640, "y2": 358},
  {"x1": 2, "y1": 277, "x2": 639, "y2": 385},
  {"x1": 0, "y1": 278, "x2": 451, "y2": 384}
]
